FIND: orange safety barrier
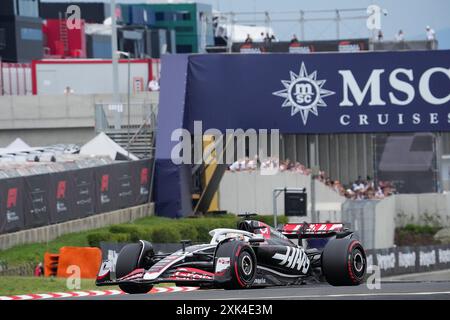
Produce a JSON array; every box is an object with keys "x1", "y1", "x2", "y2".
[
  {"x1": 44, "y1": 253, "x2": 60, "y2": 277},
  {"x1": 56, "y1": 247, "x2": 102, "y2": 279},
  {"x1": 44, "y1": 247, "x2": 102, "y2": 279}
]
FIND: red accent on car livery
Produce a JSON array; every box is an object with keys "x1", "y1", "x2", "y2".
[
  {"x1": 258, "y1": 222, "x2": 271, "y2": 239},
  {"x1": 118, "y1": 268, "x2": 145, "y2": 281},
  {"x1": 282, "y1": 223, "x2": 344, "y2": 235},
  {"x1": 307, "y1": 223, "x2": 344, "y2": 232}
]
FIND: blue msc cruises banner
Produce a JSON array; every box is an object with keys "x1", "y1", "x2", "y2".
[
  {"x1": 155, "y1": 51, "x2": 450, "y2": 218},
  {"x1": 184, "y1": 50, "x2": 450, "y2": 134}
]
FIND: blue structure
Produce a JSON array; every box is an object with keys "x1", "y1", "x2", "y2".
[{"x1": 155, "y1": 51, "x2": 450, "y2": 218}]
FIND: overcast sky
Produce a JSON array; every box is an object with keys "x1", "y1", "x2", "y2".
[{"x1": 202, "y1": 0, "x2": 450, "y2": 48}]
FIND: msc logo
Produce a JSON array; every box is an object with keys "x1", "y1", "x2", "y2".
[{"x1": 273, "y1": 62, "x2": 335, "y2": 125}]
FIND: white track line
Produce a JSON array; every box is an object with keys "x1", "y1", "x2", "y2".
[
  {"x1": 211, "y1": 291, "x2": 450, "y2": 300},
  {"x1": 35, "y1": 294, "x2": 54, "y2": 299},
  {"x1": 0, "y1": 287, "x2": 199, "y2": 300}
]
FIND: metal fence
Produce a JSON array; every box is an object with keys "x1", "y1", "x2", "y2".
[
  {"x1": 341, "y1": 199, "x2": 377, "y2": 250},
  {"x1": 94, "y1": 102, "x2": 158, "y2": 132},
  {"x1": 0, "y1": 62, "x2": 32, "y2": 96}
]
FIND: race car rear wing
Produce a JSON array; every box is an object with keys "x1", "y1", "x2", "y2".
[{"x1": 281, "y1": 222, "x2": 347, "y2": 239}]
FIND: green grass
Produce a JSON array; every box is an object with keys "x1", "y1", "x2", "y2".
[
  {"x1": 0, "y1": 276, "x2": 114, "y2": 296},
  {"x1": 0, "y1": 214, "x2": 286, "y2": 296},
  {"x1": 0, "y1": 228, "x2": 107, "y2": 267},
  {"x1": 0, "y1": 214, "x2": 286, "y2": 268},
  {"x1": 0, "y1": 276, "x2": 173, "y2": 296}
]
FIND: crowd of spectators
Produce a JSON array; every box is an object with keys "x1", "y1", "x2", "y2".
[{"x1": 227, "y1": 157, "x2": 396, "y2": 200}]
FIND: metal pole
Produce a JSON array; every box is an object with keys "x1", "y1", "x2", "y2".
[
  {"x1": 127, "y1": 54, "x2": 131, "y2": 160},
  {"x1": 310, "y1": 142, "x2": 316, "y2": 223},
  {"x1": 272, "y1": 189, "x2": 277, "y2": 228},
  {"x1": 435, "y1": 132, "x2": 442, "y2": 193},
  {"x1": 264, "y1": 11, "x2": 270, "y2": 35},
  {"x1": 300, "y1": 10, "x2": 305, "y2": 41},
  {"x1": 111, "y1": 0, "x2": 121, "y2": 129},
  {"x1": 335, "y1": 9, "x2": 340, "y2": 39},
  {"x1": 227, "y1": 12, "x2": 235, "y2": 53}
]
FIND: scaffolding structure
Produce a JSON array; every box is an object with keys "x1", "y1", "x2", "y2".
[{"x1": 213, "y1": 8, "x2": 370, "y2": 52}]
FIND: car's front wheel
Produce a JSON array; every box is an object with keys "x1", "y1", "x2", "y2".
[
  {"x1": 215, "y1": 241, "x2": 257, "y2": 290},
  {"x1": 116, "y1": 242, "x2": 154, "y2": 294}
]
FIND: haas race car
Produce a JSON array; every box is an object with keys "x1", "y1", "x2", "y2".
[{"x1": 96, "y1": 214, "x2": 367, "y2": 293}]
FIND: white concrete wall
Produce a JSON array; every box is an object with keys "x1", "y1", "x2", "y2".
[
  {"x1": 35, "y1": 61, "x2": 150, "y2": 95},
  {"x1": 218, "y1": 171, "x2": 345, "y2": 222},
  {"x1": 394, "y1": 193, "x2": 450, "y2": 226},
  {"x1": 0, "y1": 92, "x2": 158, "y2": 147}
]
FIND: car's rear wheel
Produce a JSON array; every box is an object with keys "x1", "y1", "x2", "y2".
[
  {"x1": 116, "y1": 242, "x2": 154, "y2": 294},
  {"x1": 321, "y1": 239, "x2": 366, "y2": 286}
]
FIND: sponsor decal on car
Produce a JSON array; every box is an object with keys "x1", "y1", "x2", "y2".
[
  {"x1": 272, "y1": 247, "x2": 310, "y2": 274},
  {"x1": 170, "y1": 268, "x2": 213, "y2": 281},
  {"x1": 215, "y1": 257, "x2": 231, "y2": 274},
  {"x1": 253, "y1": 277, "x2": 267, "y2": 285}
]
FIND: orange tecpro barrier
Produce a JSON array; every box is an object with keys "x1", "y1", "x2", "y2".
[
  {"x1": 44, "y1": 253, "x2": 60, "y2": 277},
  {"x1": 44, "y1": 247, "x2": 102, "y2": 279}
]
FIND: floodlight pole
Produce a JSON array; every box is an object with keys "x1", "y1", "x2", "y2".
[
  {"x1": 309, "y1": 141, "x2": 318, "y2": 223},
  {"x1": 111, "y1": 0, "x2": 121, "y2": 130},
  {"x1": 116, "y1": 51, "x2": 131, "y2": 160}
]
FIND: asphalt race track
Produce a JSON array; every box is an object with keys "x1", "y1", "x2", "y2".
[{"x1": 59, "y1": 281, "x2": 450, "y2": 300}]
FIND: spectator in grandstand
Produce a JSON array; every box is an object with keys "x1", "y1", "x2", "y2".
[
  {"x1": 64, "y1": 86, "x2": 74, "y2": 95},
  {"x1": 148, "y1": 78, "x2": 160, "y2": 91},
  {"x1": 377, "y1": 30, "x2": 383, "y2": 41},
  {"x1": 263, "y1": 33, "x2": 276, "y2": 45},
  {"x1": 333, "y1": 180, "x2": 346, "y2": 196},
  {"x1": 352, "y1": 176, "x2": 365, "y2": 192},
  {"x1": 426, "y1": 25, "x2": 436, "y2": 41},
  {"x1": 247, "y1": 156, "x2": 258, "y2": 170},
  {"x1": 244, "y1": 34, "x2": 253, "y2": 44},
  {"x1": 395, "y1": 30, "x2": 405, "y2": 41},
  {"x1": 290, "y1": 34, "x2": 299, "y2": 44},
  {"x1": 226, "y1": 156, "x2": 396, "y2": 200}
]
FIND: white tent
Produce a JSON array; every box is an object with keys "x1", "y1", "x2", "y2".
[
  {"x1": 6, "y1": 138, "x2": 30, "y2": 151},
  {"x1": 80, "y1": 132, "x2": 139, "y2": 160}
]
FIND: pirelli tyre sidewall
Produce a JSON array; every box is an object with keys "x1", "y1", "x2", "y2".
[
  {"x1": 116, "y1": 242, "x2": 154, "y2": 294},
  {"x1": 215, "y1": 240, "x2": 257, "y2": 289},
  {"x1": 321, "y1": 239, "x2": 366, "y2": 286}
]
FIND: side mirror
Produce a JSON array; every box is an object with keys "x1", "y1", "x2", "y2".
[{"x1": 180, "y1": 239, "x2": 191, "y2": 252}]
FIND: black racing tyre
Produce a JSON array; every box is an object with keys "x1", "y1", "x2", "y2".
[
  {"x1": 321, "y1": 239, "x2": 366, "y2": 286},
  {"x1": 220, "y1": 242, "x2": 257, "y2": 290},
  {"x1": 116, "y1": 243, "x2": 153, "y2": 294},
  {"x1": 118, "y1": 283, "x2": 153, "y2": 294}
]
